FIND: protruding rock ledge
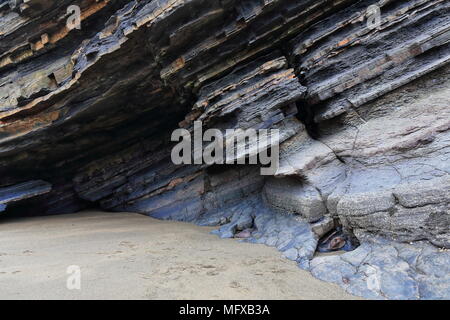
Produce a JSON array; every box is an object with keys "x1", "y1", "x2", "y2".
[{"x1": 0, "y1": 180, "x2": 52, "y2": 212}]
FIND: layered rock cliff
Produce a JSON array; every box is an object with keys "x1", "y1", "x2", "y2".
[{"x1": 1, "y1": 0, "x2": 449, "y2": 299}]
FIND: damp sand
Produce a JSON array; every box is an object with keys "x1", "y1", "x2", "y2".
[{"x1": 0, "y1": 211, "x2": 358, "y2": 300}]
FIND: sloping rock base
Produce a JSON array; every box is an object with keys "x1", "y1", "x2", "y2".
[
  {"x1": 1, "y1": 0, "x2": 449, "y2": 299},
  {"x1": 180, "y1": 194, "x2": 450, "y2": 300}
]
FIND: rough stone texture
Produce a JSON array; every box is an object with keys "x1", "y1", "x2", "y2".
[
  {"x1": 318, "y1": 66, "x2": 450, "y2": 248},
  {"x1": 206, "y1": 196, "x2": 318, "y2": 270},
  {"x1": 0, "y1": 0, "x2": 449, "y2": 299},
  {"x1": 311, "y1": 235, "x2": 450, "y2": 300},
  {"x1": 311, "y1": 217, "x2": 335, "y2": 238},
  {"x1": 0, "y1": 180, "x2": 51, "y2": 212}
]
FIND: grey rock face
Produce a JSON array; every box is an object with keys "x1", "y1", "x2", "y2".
[
  {"x1": 274, "y1": 65, "x2": 450, "y2": 248},
  {"x1": 0, "y1": 0, "x2": 449, "y2": 299},
  {"x1": 311, "y1": 217, "x2": 335, "y2": 239},
  {"x1": 321, "y1": 68, "x2": 450, "y2": 247},
  {"x1": 205, "y1": 196, "x2": 318, "y2": 268},
  {"x1": 198, "y1": 195, "x2": 450, "y2": 299},
  {"x1": 311, "y1": 236, "x2": 450, "y2": 300},
  {"x1": 264, "y1": 177, "x2": 327, "y2": 223}
]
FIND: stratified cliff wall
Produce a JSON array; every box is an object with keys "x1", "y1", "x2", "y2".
[{"x1": 0, "y1": 0, "x2": 449, "y2": 299}]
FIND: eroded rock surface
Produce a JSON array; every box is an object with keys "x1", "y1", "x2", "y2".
[
  {"x1": 0, "y1": 0, "x2": 449, "y2": 299},
  {"x1": 0, "y1": 180, "x2": 51, "y2": 212},
  {"x1": 311, "y1": 236, "x2": 450, "y2": 300}
]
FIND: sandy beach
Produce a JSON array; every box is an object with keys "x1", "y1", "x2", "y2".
[{"x1": 0, "y1": 211, "x2": 357, "y2": 300}]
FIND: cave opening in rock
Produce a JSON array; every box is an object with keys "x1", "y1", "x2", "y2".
[{"x1": 0, "y1": 0, "x2": 449, "y2": 300}]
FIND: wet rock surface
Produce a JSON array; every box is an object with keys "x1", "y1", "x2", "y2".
[
  {"x1": 311, "y1": 237, "x2": 450, "y2": 300},
  {"x1": 199, "y1": 196, "x2": 450, "y2": 300},
  {"x1": 0, "y1": 180, "x2": 52, "y2": 213},
  {"x1": 0, "y1": 0, "x2": 449, "y2": 299}
]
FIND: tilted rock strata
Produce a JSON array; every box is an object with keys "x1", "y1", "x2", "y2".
[
  {"x1": 310, "y1": 235, "x2": 450, "y2": 300},
  {"x1": 0, "y1": 180, "x2": 51, "y2": 212},
  {"x1": 0, "y1": 0, "x2": 449, "y2": 299}
]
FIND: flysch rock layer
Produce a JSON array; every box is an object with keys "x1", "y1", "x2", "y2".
[
  {"x1": 0, "y1": 180, "x2": 51, "y2": 212},
  {"x1": 0, "y1": 0, "x2": 449, "y2": 299}
]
